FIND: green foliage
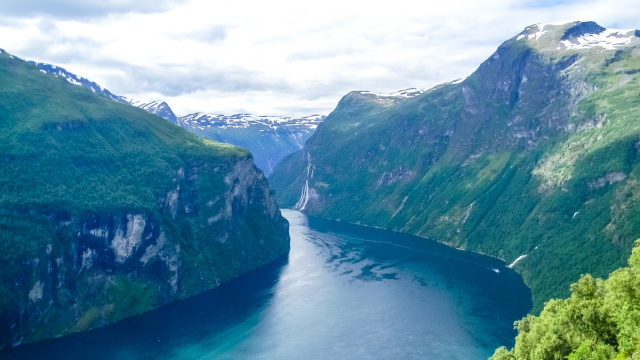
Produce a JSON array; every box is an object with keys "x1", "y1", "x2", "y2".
[
  {"x1": 566, "y1": 341, "x2": 617, "y2": 360},
  {"x1": 491, "y1": 347, "x2": 515, "y2": 360},
  {"x1": 270, "y1": 27, "x2": 640, "y2": 311},
  {"x1": 104, "y1": 275, "x2": 160, "y2": 321},
  {"x1": 0, "y1": 52, "x2": 247, "y2": 260},
  {"x1": 490, "y1": 240, "x2": 640, "y2": 360},
  {"x1": 0, "y1": 50, "x2": 292, "y2": 347}
]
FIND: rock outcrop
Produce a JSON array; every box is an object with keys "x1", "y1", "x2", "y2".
[
  {"x1": 0, "y1": 50, "x2": 289, "y2": 348},
  {"x1": 270, "y1": 21, "x2": 640, "y2": 310}
]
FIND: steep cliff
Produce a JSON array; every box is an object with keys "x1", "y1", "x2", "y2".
[
  {"x1": 0, "y1": 49, "x2": 289, "y2": 347},
  {"x1": 270, "y1": 21, "x2": 640, "y2": 310}
]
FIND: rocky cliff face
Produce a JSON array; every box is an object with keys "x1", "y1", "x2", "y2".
[
  {"x1": 270, "y1": 21, "x2": 640, "y2": 310},
  {"x1": 0, "y1": 50, "x2": 289, "y2": 348},
  {"x1": 0, "y1": 156, "x2": 289, "y2": 348}
]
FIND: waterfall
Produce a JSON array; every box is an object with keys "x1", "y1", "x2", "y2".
[
  {"x1": 294, "y1": 152, "x2": 313, "y2": 211},
  {"x1": 507, "y1": 254, "x2": 528, "y2": 269}
]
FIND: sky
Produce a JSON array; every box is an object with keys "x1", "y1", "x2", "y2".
[{"x1": 0, "y1": 0, "x2": 638, "y2": 117}]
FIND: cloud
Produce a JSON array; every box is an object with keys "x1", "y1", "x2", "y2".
[
  {"x1": 105, "y1": 61, "x2": 292, "y2": 96},
  {"x1": 155, "y1": 88, "x2": 342, "y2": 118},
  {"x1": 181, "y1": 25, "x2": 230, "y2": 44},
  {"x1": 0, "y1": 0, "x2": 185, "y2": 19},
  {"x1": 1, "y1": 0, "x2": 639, "y2": 117}
]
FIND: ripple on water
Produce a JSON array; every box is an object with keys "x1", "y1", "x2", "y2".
[{"x1": 1, "y1": 209, "x2": 530, "y2": 360}]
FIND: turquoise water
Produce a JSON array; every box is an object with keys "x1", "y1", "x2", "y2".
[{"x1": 1, "y1": 210, "x2": 531, "y2": 360}]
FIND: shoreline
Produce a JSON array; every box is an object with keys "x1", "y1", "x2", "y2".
[{"x1": 283, "y1": 208, "x2": 534, "y2": 293}]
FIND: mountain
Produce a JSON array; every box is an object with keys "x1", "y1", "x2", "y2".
[
  {"x1": 178, "y1": 113, "x2": 325, "y2": 175},
  {"x1": 0, "y1": 49, "x2": 289, "y2": 347},
  {"x1": 32, "y1": 62, "x2": 180, "y2": 125},
  {"x1": 33, "y1": 62, "x2": 126, "y2": 102},
  {"x1": 34, "y1": 63, "x2": 325, "y2": 175},
  {"x1": 269, "y1": 21, "x2": 640, "y2": 311},
  {"x1": 128, "y1": 99, "x2": 179, "y2": 124}
]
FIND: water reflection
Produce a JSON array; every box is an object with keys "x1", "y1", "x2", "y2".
[
  {"x1": 1, "y1": 257, "x2": 289, "y2": 360},
  {"x1": 1, "y1": 210, "x2": 531, "y2": 360}
]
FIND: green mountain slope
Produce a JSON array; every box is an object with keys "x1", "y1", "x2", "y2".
[
  {"x1": 0, "y1": 49, "x2": 289, "y2": 347},
  {"x1": 270, "y1": 21, "x2": 640, "y2": 310},
  {"x1": 491, "y1": 240, "x2": 640, "y2": 360},
  {"x1": 33, "y1": 62, "x2": 326, "y2": 177}
]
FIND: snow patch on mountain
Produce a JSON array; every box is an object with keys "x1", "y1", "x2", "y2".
[
  {"x1": 33, "y1": 62, "x2": 125, "y2": 103},
  {"x1": 515, "y1": 21, "x2": 638, "y2": 52},
  {"x1": 178, "y1": 113, "x2": 325, "y2": 130},
  {"x1": 359, "y1": 88, "x2": 426, "y2": 99},
  {"x1": 521, "y1": 21, "x2": 580, "y2": 39},
  {"x1": 450, "y1": 77, "x2": 467, "y2": 85},
  {"x1": 525, "y1": 25, "x2": 550, "y2": 41},
  {"x1": 32, "y1": 58, "x2": 324, "y2": 141},
  {"x1": 517, "y1": 22, "x2": 570, "y2": 41},
  {"x1": 561, "y1": 28, "x2": 635, "y2": 50},
  {"x1": 126, "y1": 98, "x2": 179, "y2": 124}
]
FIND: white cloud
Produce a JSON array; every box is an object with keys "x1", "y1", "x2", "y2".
[
  {"x1": 0, "y1": 0, "x2": 639, "y2": 117},
  {"x1": 0, "y1": 0, "x2": 184, "y2": 19}
]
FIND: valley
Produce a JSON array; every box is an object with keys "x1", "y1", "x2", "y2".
[
  {"x1": 1, "y1": 11, "x2": 640, "y2": 360},
  {"x1": 1, "y1": 210, "x2": 531, "y2": 360},
  {"x1": 270, "y1": 21, "x2": 640, "y2": 311},
  {"x1": 0, "y1": 50, "x2": 289, "y2": 347},
  {"x1": 33, "y1": 62, "x2": 326, "y2": 176}
]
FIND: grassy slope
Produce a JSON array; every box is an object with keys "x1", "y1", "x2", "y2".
[
  {"x1": 270, "y1": 24, "x2": 640, "y2": 311},
  {"x1": 0, "y1": 50, "x2": 249, "y2": 259}
]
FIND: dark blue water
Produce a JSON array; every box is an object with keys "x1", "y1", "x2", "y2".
[{"x1": 1, "y1": 210, "x2": 531, "y2": 360}]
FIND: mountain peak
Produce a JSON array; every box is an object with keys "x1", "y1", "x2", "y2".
[
  {"x1": 33, "y1": 62, "x2": 126, "y2": 103},
  {"x1": 514, "y1": 21, "x2": 638, "y2": 52},
  {"x1": 355, "y1": 88, "x2": 426, "y2": 99},
  {"x1": 126, "y1": 98, "x2": 179, "y2": 124},
  {"x1": 560, "y1": 21, "x2": 606, "y2": 40},
  {"x1": 178, "y1": 112, "x2": 325, "y2": 129}
]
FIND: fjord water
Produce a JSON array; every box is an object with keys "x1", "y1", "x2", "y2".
[{"x1": 2, "y1": 210, "x2": 530, "y2": 360}]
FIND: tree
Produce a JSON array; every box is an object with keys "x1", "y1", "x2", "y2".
[{"x1": 490, "y1": 240, "x2": 640, "y2": 360}]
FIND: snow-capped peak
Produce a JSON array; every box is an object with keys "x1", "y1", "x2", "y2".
[
  {"x1": 560, "y1": 28, "x2": 636, "y2": 50},
  {"x1": 33, "y1": 62, "x2": 124, "y2": 102},
  {"x1": 178, "y1": 112, "x2": 326, "y2": 130},
  {"x1": 358, "y1": 88, "x2": 426, "y2": 99},
  {"x1": 123, "y1": 98, "x2": 179, "y2": 124},
  {"x1": 449, "y1": 77, "x2": 467, "y2": 85},
  {"x1": 128, "y1": 99, "x2": 166, "y2": 111},
  {"x1": 37, "y1": 63, "x2": 86, "y2": 86},
  {"x1": 514, "y1": 21, "x2": 639, "y2": 51}
]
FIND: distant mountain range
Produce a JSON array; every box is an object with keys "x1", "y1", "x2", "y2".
[
  {"x1": 269, "y1": 21, "x2": 640, "y2": 311},
  {"x1": 177, "y1": 113, "x2": 325, "y2": 174},
  {"x1": 33, "y1": 62, "x2": 324, "y2": 175},
  {"x1": 128, "y1": 99, "x2": 180, "y2": 124}
]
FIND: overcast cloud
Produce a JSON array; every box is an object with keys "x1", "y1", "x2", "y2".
[
  {"x1": 0, "y1": 0, "x2": 184, "y2": 19},
  {"x1": 0, "y1": 0, "x2": 639, "y2": 117}
]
